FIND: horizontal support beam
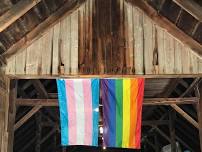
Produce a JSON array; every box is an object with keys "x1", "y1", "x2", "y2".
[
  {"x1": 0, "y1": 0, "x2": 41, "y2": 32},
  {"x1": 16, "y1": 97, "x2": 199, "y2": 106},
  {"x1": 173, "y1": 0, "x2": 202, "y2": 21},
  {"x1": 8, "y1": 74, "x2": 202, "y2": 79},
  {"x1": 142, "y1": 120, "x2": 169, "y2": 126}
]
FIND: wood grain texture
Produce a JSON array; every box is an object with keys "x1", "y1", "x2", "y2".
[{"x1": 4, "y1": 0, "x2": 202, "y2": 76}]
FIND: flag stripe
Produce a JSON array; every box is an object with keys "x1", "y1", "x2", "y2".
[
  {"x1": 122, "y1": 79, "x2": 131, "y2": 148},
  {"x1": 135, "y1": 79, "x2": 144, "y2": 148},
  {"x1": 74, "y1": 79, "x2": 85, "y2": 145},
  {"x1": 102, "y1": 80, "x2": 110, "y2": 146},
  {"x1": 129, "y1": 79, "x2": 138, "y2": 148},
  {"x1": 65, "y1": 80, "x2": 77, "y2": 145},
  {"x1": 56, "y1": 80, "x2": 69, "y2": 145},
  {"x1": 115, "y1": 79, "x2": 123, "y2": 147},
  {"x1": 83, "y1": 80, "x2": 93, "y2": 145},
  {"x1": 108, "y1": 80, "x2": 116, "y2": 147},
  {"x1": 91, "y1": 79, "x2": 100, "y2": 146}
]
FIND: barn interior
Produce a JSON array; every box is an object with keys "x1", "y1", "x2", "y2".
[
  {"x1": 14, "y1": 78, "x2": 201, "y2": 152},
  {"x1": 0, "y1": 0, "x2": 202, "y2": 152}
]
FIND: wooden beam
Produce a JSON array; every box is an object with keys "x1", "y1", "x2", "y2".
[
  {"x1": 126, "y1": 0, "x2": 202, "y2": 58},
  {"x1": 169, "y1": 110, "x2": 176, "y2": 152},
  {"x1": 171, "y1": 104, "x2": 199, "y2": 129},
  {"x1": 144, "y1": 97, "x2": 199, "y2": 105},
  {"x1": 14, "y1": 105, "x2": 42, "y2": 131},
  {"x1": 31, "y1": 80, "x2": 48, "y2": 98},
  {"x1": 0, "y1": 0, "x2": 41, "y2": 33},
  {"x1": 142, "y1": 120, "x2": 169, "y2": 126},
  {"x1": 0, "y1": 71, "x2": 10, "y2": 152},
  {"x1": 7, "y1": 80, "x2": 17, "y2": 152},
  {"x1": 3, "y1": 0, "x2": 86, "y2": 59},
  {"x1": 180, "y1": 78, "x2": 200, "y2": 97},
  {"x1": 172, "y1": 0, "x2": 202, "y2": 22},
  {"x1": 16, "y1": 97, "x2": 199, "y2": 106},
  {"x1": 197, "y1": 84, "x2": 202, "y2": 151}
]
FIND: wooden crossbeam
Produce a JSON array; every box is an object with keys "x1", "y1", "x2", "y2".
[
  {"x1": 0, "y1": 0, "x2": 41, "y2": 33},
  {"x1": 126, "y1": 0, "x2": 202, "y2": 58},
  {"x1": 173, "y1": 0, "x2": 202, "y2": 22},
  {"x1": 3, "y1": 0, "x2": 86, "y2": 60},
  {"x1": 180, "y1": 78, "x2": 200, "y2": 97},
  {"x1": 142, "y1": 120, "x2": 169, "y2": 126},
  {"x1": 171, "y1": 104, "x2": 199, "y2": 129},
  {"x1": 14, "y1": 105, "x2": 42, "y2": 131},
  {"x1": 16, "y1": 97, "x2": 199, "y2": 106}
]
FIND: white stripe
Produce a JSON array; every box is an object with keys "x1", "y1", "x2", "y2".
[{"x1": 74, "y1": 79, "x2": 85, "y2": 145}]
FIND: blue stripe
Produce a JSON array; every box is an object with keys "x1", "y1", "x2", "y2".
[
  {"x1": 91, "y1": 79, "x2": 100, "y2": 146},
  {"x1": 107, "y1": 79, "x2": 116, "y2": 147},
  {"x1": 56, "y1": 79, "x2": 69, "y2": 146}
]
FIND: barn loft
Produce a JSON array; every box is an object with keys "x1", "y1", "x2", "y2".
[{"x1": 0, "y1": 0, "x2": 202, "y2": 152}]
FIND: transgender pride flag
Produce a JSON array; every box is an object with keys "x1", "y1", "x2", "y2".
[{"x1": 56, "y1": 79, "x2": 100, "y2": 146}]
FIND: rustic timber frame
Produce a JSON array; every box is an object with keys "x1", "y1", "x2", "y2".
[{"x1": 1, "y1": 0, "x2": 202, "y2": 152}]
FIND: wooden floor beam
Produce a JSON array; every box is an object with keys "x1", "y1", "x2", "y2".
[{"x1": 16, "y1": 97, "x2": 199, "y2": 106}]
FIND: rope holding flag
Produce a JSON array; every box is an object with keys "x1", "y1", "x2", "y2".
[
  {"x1": 101, "y1": 78, "x2": 145, "y2": 149},
  {"x1": 57, "y1": 79, "x2": 100, "y2": 146}
]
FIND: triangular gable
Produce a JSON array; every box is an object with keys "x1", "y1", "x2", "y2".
[{"x1": 5, "y1": 0, "x2": 202, "y2": 76}]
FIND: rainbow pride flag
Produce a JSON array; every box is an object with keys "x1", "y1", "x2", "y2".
[
  {"x1": 101, "y1": 78, "x2": 145, "y2": 149},
  {"x1": 56, "y1": 79, "x2": 100, "y2": 146}
]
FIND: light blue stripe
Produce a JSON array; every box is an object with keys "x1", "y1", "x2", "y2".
[
  {"x1": 91, "y1": 79, "x2": 100, "y2": 146},
  {"x1": 56, "y1": 79, "x2": 69, "y2": 146}
]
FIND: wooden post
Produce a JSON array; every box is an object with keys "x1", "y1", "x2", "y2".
[
  {"x1": 197, "y1": 83, "x2": 202, "y2": 152},
  {"x1": 169, "y1": 109, "x2": 176, "y2": 152},
  {"x1": 35, "y1": 111, "x2": 42, "y2": 152},
  {"x1": 0, "y1": 68, "x2": 17, "y2": 152}
]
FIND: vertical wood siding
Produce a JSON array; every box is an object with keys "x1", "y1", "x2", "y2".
[{"x1": 5, "y1": 0, "x2": 202, "y2": 76}]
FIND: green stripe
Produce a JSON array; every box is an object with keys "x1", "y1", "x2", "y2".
[{"x1": 116, "y1": 79, "x2": 123, "y2": 147}]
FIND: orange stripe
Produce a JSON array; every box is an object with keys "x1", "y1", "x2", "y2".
[{"x1": 129, "y1": 79, "x2": 138, "y2": 148}]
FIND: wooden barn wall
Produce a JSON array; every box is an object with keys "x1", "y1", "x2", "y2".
[
  {"x1": 5, "y1": 0, "x2": 202, "y2": 76},
  {"x1": 0, "y1": 73, "x2": 9, "y2": 152}
]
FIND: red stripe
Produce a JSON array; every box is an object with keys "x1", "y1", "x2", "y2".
[{"x1": 135, "y1": 78, "x2": 145, "y2": 148}]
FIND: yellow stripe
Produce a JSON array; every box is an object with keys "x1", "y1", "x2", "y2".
[{"x1": 122, "y1": 79, "x2": 131, "y2": 148}]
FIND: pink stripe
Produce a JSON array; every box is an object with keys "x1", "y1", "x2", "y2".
[
  {"x1": 83, "y1": 79, "x2": 93, "y2": 145},
  {"x1": 65, "y1": 80, "x2": 77, "y2": 145}
]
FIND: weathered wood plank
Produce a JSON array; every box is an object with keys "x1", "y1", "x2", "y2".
[
  {"x1": 52, "y1": 22, "x2": 61, "y2": 75},
  {"x1": 133, "y1": 8, "x2": 144, "y2": 74},
  {"x1": 15, "y1": 49, "x2": 26, "y2": 75},
  {"x1": 60, "y1": 15, "x2": 71, "y2": 74},
  {"x1": 70, "y1": 10, "x2": 79, "y2": 74},
  {"x1": 41, "y1": 29, "x2": 53, "y2": 75}
]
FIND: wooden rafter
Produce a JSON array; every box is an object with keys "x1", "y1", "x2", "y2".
[
  {"x1": 126, "y1": 0, "x2": 202, "y2": 58},
  {"x1": 180, "y1": 78, "x2": 200, "y2": 97},
  {"x1": 172, "y1": 0, "x2": 202, "y2": 22},
  {"x1": 171, "y1": 104, "x2": 199, "y2": 129},
  {"x1": 16, "y1": 97, "x2": 199, "y2": 106},
  {"x1": 2, "y1": 0, "x2": 86, "y2": 60},
  {"x1": 14, "y1": 105, "x2": 42, "y2": 131},
  {"x1": 0, "y1": 0, "x2": 41, "y2": 33}
]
